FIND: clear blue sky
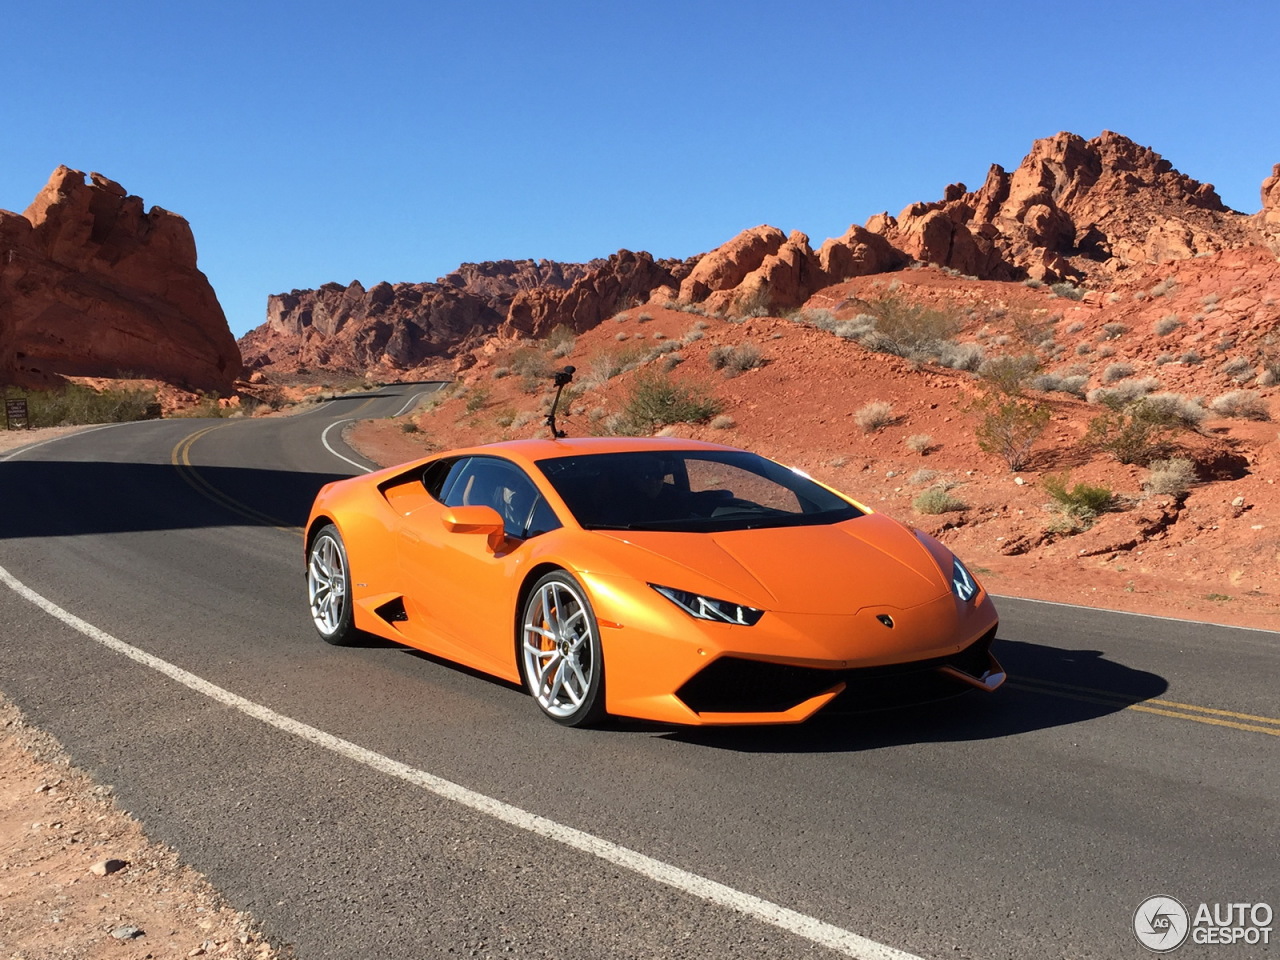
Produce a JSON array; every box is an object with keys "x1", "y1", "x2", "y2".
[{"x1": 3, "y1": 0, "x2": 1277, "y2": 337}]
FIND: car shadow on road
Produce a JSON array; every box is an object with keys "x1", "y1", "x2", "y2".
[
  {"x1": 0, "y1": 460, "x2": 350, "y2": 538},
  {"x1": 651, "y1": 638, "x2": 1169, "y2": 752}
]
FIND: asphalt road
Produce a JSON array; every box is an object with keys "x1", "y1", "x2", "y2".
[{"x1": 1, "y1": 383, "x2": 1276, "y2": 960}]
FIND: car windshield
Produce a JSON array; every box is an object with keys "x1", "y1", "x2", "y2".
[{"x1": 535, "y1": 450, "x2": 862, "y2": 532}]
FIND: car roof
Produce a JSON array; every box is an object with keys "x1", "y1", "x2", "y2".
[{"x1": 443, "y1": 436, "x2": 746, "y2": 467}]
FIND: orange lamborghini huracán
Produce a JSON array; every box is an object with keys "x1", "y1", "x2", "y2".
[{"x1": 305, "y1": 437, "x2": 1002, "y2": 727}]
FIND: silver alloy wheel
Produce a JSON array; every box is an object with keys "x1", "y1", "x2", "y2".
[
  {"x1": 522, "y1": 578, "x2": 596, "y2": 720},
  {"x1": 308, "y1": 532, "x2": 347, "y2": 637}
]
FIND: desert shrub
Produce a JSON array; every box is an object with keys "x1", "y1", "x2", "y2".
[
  {"x1": 1042, "y1": 472, "x2": 1113, "y2": 521},
  {"x1": 833, "y1": 314, "x2": 878, "y2": 341},
  {"x1": 978, "y1": 354, "x2": 1040, "y2": 395},
  {"x1": 707, "y1": 345, "x2": 734, "y2": 370},
  {"x1": 545, "y1": 323, "x2": 575, "y2": 347},
  {"x1": 910, "y1": 468, "x2": 939, "y2": 485},
  {"x1": 6, "y1": 383, "x2": 158, "y2": 427},
  {"x1": 492, "y1": 366, "x2": 511, "y2": 379},
  {"x1": 1141, "y1": 393, "x2": 1208, "y2": 431},
  {"x1": 1011, "y1": 310, "x2": 1059, "y2": 346},
  {"x1": 861, "y1": 293, "x2": 964, "y2": 357},
  {"x1": 1144, "y1": 458, "x2": 1197, "y2": 497},
  {"x1": 905, "y1": 433, "x2": 933, "y2": 454},
  {"x1": 616, "y1": 332, "x2": 630, "y2": 342},
  {"x1": 855, "y1": 400, "x2": 896, "y2": 433},
  {"x1": 1201, "y1": 292, "x2": 1221, "y2": 309},
  {"x1": 708, "y1": 343, "x2": 764, "y2": 377},
  {"x1": 1219, "y1": 356, "x2": 1254, "y2": 382},
  {"x1": 1102, "y1": 362, "x2": 1135, "y2": 384},
  {"x1": 465, "y1": 387, "x2": 490, "y2": 413},
  {"x1": 972, "y1": 394, "x2": 1051, "y2": 471},
  {"x1": 1086, "y1": 395, "x2": 1188, "y2": 464},
  {"x1": 637, "y1": 312, "x2": 654, "y2": 323},
  {"x1": 730, "y1": 284, "x2": 773, "y2": 319},
  {"x1": 1155, "y1": 353, "x2": 1176, "y2": 365},
  {"x1": 1209, "y1": 390, "x2": 1271, "y2": 421},
  {"x1": 794, "y1": 307, "x2": 837, "y2": 330},
  {"x1": 1155, "y1": 314, "x2": 1181, "y2": 336},
  {"x1": 1066, "y1": 320, "x2": 1086, "y2": 334},
  {"x1": 1023, "y1": 278, "x2": 1045, "y2": 288},
  {"x1": 936, "y1": 342, "x2": 986, "y2": 371},
  {"x1": 1101, "y1": 322, "x2": 1128, "y2": 340},
  {"x1": 511, "y1": 345, "x2": 555, "y2": 380},
  {"x1": 399, "y1": 420, "x2": 420, "y2": 433},
  {"x1": 661, "y1": 354, "x2": 685, "y2": 373},
  {"x1": 1150, "y1": 277, "x2": 1177, "y2": 298},
  {"x1": 1181, "y1": 349, "x2": 1204, "y2": 364},
  {"x1": 1050, "y1": 282, "x2": 1085, "y2": 300},
  {"x1": 913, "y1": 486, "x2": 966, "y2": 514},
  {"x1": 1087, "y1": 377, "x2": 1159, "y2": 406},
  {"x1": 620, "y1": 370, "x2": 722, "y2": 432},
  {"x1": 710, "y1": 414, "x2": 736, "y2": 430}
]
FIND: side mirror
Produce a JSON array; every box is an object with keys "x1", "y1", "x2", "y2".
[{"x1": 441, "y1": 505, "x2": 506, "y2": 551}]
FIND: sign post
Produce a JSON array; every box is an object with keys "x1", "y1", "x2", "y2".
[{"x1": 5, "y1": 397, "x2": 30, "y2": 430}]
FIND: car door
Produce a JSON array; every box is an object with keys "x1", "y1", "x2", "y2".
[{"x1": 397, "y1": 456, "x2": 557, "y2": 679}]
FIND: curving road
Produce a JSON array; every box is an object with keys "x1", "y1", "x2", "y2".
[{"x1": 1, "y1": 383, "x2": 1276, "y2": 960}]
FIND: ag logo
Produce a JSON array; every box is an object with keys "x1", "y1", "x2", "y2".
[{"x1": 1134, "y1": 896, "x2": 1190, "y2": 952}]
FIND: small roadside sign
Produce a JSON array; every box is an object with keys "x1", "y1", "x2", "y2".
[{"x1": 5, "y1": 397, "x2": 30, "y2": 430}]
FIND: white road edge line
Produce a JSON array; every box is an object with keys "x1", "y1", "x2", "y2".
[
  {"x1": 320, "y1": 419, "x2": 374, "y2": 474},
  {"x1": 0, "y1": 422, "x2": 130, "y2": 462},
  {"x1": 393, "y1": 389, "x2": 436, "y2": 418},
  {"x1": 0, "y1": 563, "x2": 921, "y2": 960}
]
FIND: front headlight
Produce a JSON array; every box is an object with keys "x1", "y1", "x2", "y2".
[
  {"x1": 651, "y1": 585, "x2": 764, "y2": 625},
  {"x1": 951, "y1": 558, "x2": 978, "y2": 602}
]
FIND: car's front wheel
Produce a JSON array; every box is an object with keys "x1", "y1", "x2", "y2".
[
  {"x1": 307, "y1": 524, "x2": 358, "y2": 645},
  {"x1": 520, "y1": 571, "x2": 605, "y2": 726}
]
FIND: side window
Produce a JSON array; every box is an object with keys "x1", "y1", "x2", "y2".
[
  {"x1": 424, "y1": 457, "x2": 471, "y2": 503},
  {"x1": 438, "y1": 457, "x2": 562, "y2": 539},
  {"x1": 525, "y1": 496, "x2": 562, "y2": 539}
]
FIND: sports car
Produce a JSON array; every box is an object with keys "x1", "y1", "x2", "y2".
[{"x1": 305, "y1": 437, "x2": 1003, "y2": 727}]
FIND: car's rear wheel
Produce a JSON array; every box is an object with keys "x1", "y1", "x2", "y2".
[
  {"x1": 520, "y1": 571, "x2": 605, "y2": 727},
  {"x1": 307, "y1": 524, "x2": 358, "y2": 645}
]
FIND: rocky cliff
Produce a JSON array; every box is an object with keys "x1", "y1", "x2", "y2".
[
  {"x1": 0, "y1": 166, "x2": 241, "y2": 392},
  {"x1": 240, "y1": 130, "x2": 1279, "y2": 377}
]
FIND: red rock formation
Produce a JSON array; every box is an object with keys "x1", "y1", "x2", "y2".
[
  {"x1": 1258, "y1": 163, "x2": 1280, "y2": 252},
  {"x1": 675, "y1": 223, "x2": 905, "y2": 315},
  {"x1": 239, "y1": 259, "x2": 608, "y2": 374},
  {"x1": 868, "y1": 131, "x2": 1255, "y2": 283},
  {"x1": 501, "y1": 250, "x2": 688, "y2": 338},
  {"x1": 0, "y1": 166, "x2": 241, "y2": 392}
]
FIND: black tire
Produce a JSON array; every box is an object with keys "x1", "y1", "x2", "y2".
[
  {"x1": 306, "y1": 524, "x2": 359, "y2": 645},
  {"x1": 518, "y1": 571, "x2": 606, "y2": 727}
]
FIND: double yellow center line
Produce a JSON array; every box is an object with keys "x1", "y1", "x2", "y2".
[
  {"x1": 170, "y1": 424, "x2": 301, "y2": 535},
  {"x1": 1011, "y1": 677, "x2": 1280, "y2": 737}
]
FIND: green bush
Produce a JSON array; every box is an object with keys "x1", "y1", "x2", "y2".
[
  {"x1": 1042, "y1": 472, "x2": 1113, "y2": 520},
  {"x1": 972, "y1": 394, "x2": 1051, "y2": 471},
  {"x1": 4, "y1": 383, "x2": 158, "y2": 427},
  {"x1": 913, "y1": 486, "x2": 966, "y2": 514},
  {"x1": 620, "y1": 371, "x2": 722, "y2": 432},
  {"x1": 1085, "y1": 396, "x2": 1185, "y2": 464},
  {"x1": 977, "y1": 354, "x2": 1040, "y2": 396}
]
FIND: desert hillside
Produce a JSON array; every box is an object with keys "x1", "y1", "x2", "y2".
[{"x1": 345, "y1": 247, "x2": 1280, "y2": 630}]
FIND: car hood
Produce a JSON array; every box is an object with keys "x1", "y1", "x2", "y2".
[{"x1": 592, "y1": 513, "x2": 949, "y2": 614}]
